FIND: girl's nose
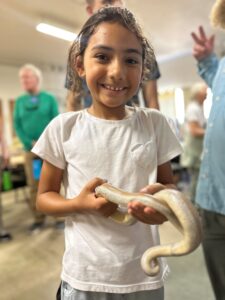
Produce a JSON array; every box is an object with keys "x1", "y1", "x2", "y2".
[{"x1": 108, "y1": 59, "x2": 125, "y2": 81}]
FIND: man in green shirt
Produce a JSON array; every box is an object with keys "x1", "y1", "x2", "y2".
[{"x1": 14, "y1": 64, "x2": 59, "y2": 233}]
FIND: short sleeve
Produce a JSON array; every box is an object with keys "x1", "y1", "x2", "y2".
[
  {"x1": 32, "y1": 115, "x2": 66, "y2": 169},
  {"x1": 151, "y1": 110, "x2": 182, "y2": 165}
]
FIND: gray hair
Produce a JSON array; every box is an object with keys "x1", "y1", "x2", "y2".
[
  {"x1": 19, "y1": 64, "x2": 43, "y2": 87},
  {"x1": 190, "y1": 82, "x2": 207, "y2": 100}
]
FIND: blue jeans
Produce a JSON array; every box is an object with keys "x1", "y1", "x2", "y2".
[{"x1": 59, "y1": 281, "x2": 164, "y2": 300}]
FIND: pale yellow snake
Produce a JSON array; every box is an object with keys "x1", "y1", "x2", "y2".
[{"x1": 95, "y1": 183, "x2": 202, "y2": 276}]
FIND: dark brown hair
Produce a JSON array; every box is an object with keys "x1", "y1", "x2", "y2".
[
  {"x1": 86, "y1": 0, "x2": 121, "y2": 5},
  {"x1": 68, "y1": 6, "x2": 155, "y2": 93}
]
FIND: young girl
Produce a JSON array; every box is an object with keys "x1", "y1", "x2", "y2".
[{"x1": 33, "y1": 7, "x2": 182, "y2": 300}]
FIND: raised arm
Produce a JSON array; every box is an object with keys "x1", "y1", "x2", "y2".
[
  {"x1": 191, "y1": 26, "x2": 218, "y2": 87},
  {"x1": 191, "y1": 26, "x2": 215, "y2": 60}
]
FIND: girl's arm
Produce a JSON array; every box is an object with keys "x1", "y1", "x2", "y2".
[
  {"x1": 37, "y1": 160, "x2": 117, "y2": 217},
  {"x1": 127, "y1": 161, "x2": 175, "y2": 224}
]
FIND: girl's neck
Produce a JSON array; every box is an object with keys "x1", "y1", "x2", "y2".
[{"x1": 88, "y1": 105, "x2": 131, "y2": 121}]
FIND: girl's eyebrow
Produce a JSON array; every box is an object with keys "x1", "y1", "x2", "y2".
[{"x1": 91, "y1": 45, "x2": 142, "y2": 56}]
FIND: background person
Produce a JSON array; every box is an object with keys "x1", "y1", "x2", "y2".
[
  {"x1": 191, "y1": 0, "x2": 225, "y2": 297},
  {"x1": 65, "y1": 0, "x2": 161, "y2": 111},
  {"x1": 13, "y1": 64, "x2": 60, "y2": 234},
  {"x1": 181, "y1": 82, "x2": 207, "y2": 204}
]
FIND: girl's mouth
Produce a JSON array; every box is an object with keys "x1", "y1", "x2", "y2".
[{"x1": 101, "y1": 84, "x2": 126, "y2": 91}]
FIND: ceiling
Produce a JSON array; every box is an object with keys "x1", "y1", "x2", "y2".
[{"x1": 0, "y1": 0, "x2": 224, "y2": 89}]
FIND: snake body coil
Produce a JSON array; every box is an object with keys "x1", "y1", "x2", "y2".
[{"x1": 95, "y1": 183, "x2": 202, "y2": 276}]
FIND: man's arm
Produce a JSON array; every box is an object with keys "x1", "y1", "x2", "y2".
[
  {"x1": 142, "y1": 80, "x2": 160, "y2": 110},
  {"x1": 188, "y1": 121, "x2": 205, "y2": 137},
  {"x1": 142, "y1": 60, "x2": 161, "y2": 110}
]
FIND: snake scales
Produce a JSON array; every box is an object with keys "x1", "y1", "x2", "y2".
[{"x1": 95, "y1": 183, "x2": 202, "y2": 276}]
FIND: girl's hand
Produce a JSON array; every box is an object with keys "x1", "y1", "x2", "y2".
[
  {"x1": 76, "y1": 177, "x2": 118, "y2": 217},
  {"x1": 127, "y1": 183, "x2": 168, "y2": 225},
  {"x1": 140, "y1": 182, "x2": 167, "y2": 194},
  {"x1": 127, "y1": 201, "x2": 167, "y2": 225},
  {"x1": 191, "y1": 26, "x2": 215, "y2": 60}
]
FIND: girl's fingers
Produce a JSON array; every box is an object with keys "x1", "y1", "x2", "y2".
[
  {"x1": 102, "y1": 203, "x2": 118, "y2": 217},
  {"x1": 140, "y1": 183, "x2": 165, "y2": 194},
  {"x1": 128, "y1": 202, "x2": 167, "y2": 224},
  {"x1": 85, "y1": 177, "x2": 107, "y2": 193}
]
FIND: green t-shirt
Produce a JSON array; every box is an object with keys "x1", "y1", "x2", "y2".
[{"x1": 13, "y1": 91, "x2": 59, "y2": 150}]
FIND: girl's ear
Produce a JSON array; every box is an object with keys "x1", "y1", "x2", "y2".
[{"x1": 75, "y1": 56, "x2": 85, "y2": 78}]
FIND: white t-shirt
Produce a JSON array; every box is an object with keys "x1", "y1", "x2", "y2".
[
  {"x1": 185, "y1": 101, "x2": 206, "y2": 128},
  {"x1": 32, "y1": 106, "x2": 182, "y2": 293}
]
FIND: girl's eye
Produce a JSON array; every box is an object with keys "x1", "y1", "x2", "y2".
[
  {"x1": 126, "y1": 58, "x2": 139, "y2": 65},
  {"x1": 95, "y1": 54, "x2": 109, "y2": 62}
]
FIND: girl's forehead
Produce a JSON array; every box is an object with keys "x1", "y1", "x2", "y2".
[{"x1": 87, "y1": 22, "x2": 142, "y2": 50}]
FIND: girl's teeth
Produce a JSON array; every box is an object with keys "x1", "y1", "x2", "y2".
[{"x1": 105, "y1": 85, "x2": 123, "y2": 91}]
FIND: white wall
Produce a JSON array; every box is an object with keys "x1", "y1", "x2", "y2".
[{"x1": 158, "y1": 54, "x2": 201, "y2": 90}]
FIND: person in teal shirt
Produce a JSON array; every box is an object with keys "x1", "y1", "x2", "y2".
[
  {"x1": 191, "y1": 1, "x2": 225, "y2": 298},
  {"x1": 13, "y1": 64, "x2": 59, "y2": 233},
  {"x1": 14, "y1": 91, "x2": 58, "y2": 151}
]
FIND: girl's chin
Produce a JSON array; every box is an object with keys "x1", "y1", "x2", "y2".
[
  {"x1": 102, "y1": 102, "x2": 127, "y2": 108},
  {"x1": 99, "y1": 97, "x2": 130, "y2": 107}
]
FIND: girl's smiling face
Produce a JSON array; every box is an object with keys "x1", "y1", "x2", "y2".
[{"x1": 76, "y1": 22, "x2": 143, "y2": 118}]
